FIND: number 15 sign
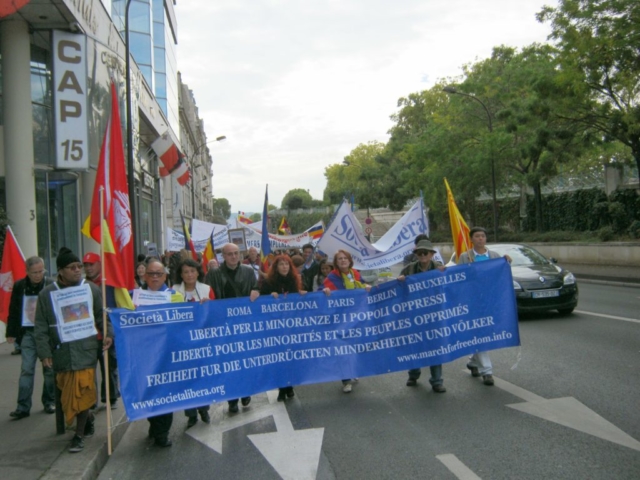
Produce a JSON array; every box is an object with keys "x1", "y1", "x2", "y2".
[{"x1": 53, "y1": 30, "x2": 89, "y2": 170}]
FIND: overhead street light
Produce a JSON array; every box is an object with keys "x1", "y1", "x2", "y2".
[{"x1": 443, "y1": 86, "x2": 499, "y2": 242}]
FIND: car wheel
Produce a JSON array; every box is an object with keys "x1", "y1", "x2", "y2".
[{"x1": 558, "y1": 307, "x2": 574, "y2": 315}]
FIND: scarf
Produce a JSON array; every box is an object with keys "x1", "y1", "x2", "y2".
[{"x1": 341, "y1": 269, "x2": 364, "y2": 290}]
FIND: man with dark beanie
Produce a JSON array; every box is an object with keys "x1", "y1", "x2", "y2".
[{"x1": 35, "y1": 247, "x2": 113, "y2": 453}]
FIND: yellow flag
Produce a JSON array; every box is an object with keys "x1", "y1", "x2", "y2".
[{"x1": 444, "y1": 178, "x2": 472, "y2": 261}]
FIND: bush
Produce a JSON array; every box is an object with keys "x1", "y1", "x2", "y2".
[
  {"x1": 597, "y1": 226, "x2": 615, "y2": 242},
  {"x1": 628, "y1": 220, "x2": 640, "y2": 239},
  {"x1": 608, "y1": 202, "x2": 628, "y2": 233}
]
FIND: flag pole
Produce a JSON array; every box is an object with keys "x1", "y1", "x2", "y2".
[{"x1": 99, "y1": 187, "x2": 113, "y2": 455}]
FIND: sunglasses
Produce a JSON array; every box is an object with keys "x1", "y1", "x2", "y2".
[
  {"x1": 415, "y1": 251, "x2": 433, "y2": 256},
  {"x1": 146, "y1": 271, "x2": 166, "y2": 277}
]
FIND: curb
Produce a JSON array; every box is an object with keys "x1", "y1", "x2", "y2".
[
  {"x1": 40, "y1": 406, "x2": 131, "y2": 480},
  {"x1": 576, "y1": 277, "x2": 640, "y2": 289}
]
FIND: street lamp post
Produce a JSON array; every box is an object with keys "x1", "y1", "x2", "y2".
[
  {"x1": 343, "y1": 160, "x2": 371, "y2": 241},
  {"x1": 125, "y1": 0, "x2": 138, "y2": 261},
  {"x1": 443, "y1": 86, "x2": 499, "y2": 242}
]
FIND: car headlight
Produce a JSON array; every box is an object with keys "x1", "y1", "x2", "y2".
[
  {"x1": 563, "y1": 272, "x2": 576, "y2": 285},
  {"x1": 513, "y1": 280, "x2": 523, "y2": 291}
]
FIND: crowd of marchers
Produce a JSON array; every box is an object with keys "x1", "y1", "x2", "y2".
[{"x1": 5, "y1": 226, "x2": 509, "y2": 452}]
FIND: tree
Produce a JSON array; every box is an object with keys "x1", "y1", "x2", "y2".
[
  {"x1": 323, "y1": 141, "x2": 386, "y2": 207},
  {"x1": 538, "y1": 0, "x2": 640, "y2": 182},
  {"x1": 448, "y1": 44, "x2": 591, "y2": 231},
  {"x1": 211, "y1": 198, "x2": 231, "y2": 220},
  {"x1": 249, "y1": 213, "x2": 261, "y2": 222},
  {"x1": 280, "y1": 188, "x2": 314, "y2": 210}
]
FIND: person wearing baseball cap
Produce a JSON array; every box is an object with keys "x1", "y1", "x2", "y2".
[
  {"x1": 82, "y1": 252, "x2": 102, "y2": 286},
  {"x1": 82, "y1": 251, "x2": 120, "y2": 410},
  {"x1": 397, "y1": 238, "x2": 448, "y2": 393}
]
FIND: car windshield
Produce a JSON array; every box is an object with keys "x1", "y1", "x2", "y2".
[{"x1": 491, "y1": 245, "x2": 549, "y2": 266}]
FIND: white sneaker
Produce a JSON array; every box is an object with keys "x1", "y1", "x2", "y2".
[{"x1": 342, "y1": 383, "x2": 352, "y2": 393}]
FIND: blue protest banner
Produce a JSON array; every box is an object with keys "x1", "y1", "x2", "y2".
[{"x1": 110, "y1": 259, "x2": 519, "y2": 420}]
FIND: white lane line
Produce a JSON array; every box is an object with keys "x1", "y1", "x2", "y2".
[
  {"x1": 436, "y1": 454, "x2": 482, "y2": 480},
  {"x1": 575, "y1": 310, "x2": 640, "y2": 324}
]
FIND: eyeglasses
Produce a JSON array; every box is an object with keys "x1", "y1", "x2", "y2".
[
  {"x1": 145, "y1": 271, "x2": 166, "y2": 277},
  {"x1": 64, "y1": 264, "x2": 83, "y2": 271},
  {"x1": 415, "y1": 251, "x2": 433, "y2": 256}
]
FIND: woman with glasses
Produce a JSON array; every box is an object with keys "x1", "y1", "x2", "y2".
[
  {"x1": 172, "y1": 258, "x2": 215, "y2": 427},
  {"x1": 322, "y1": 250, "x2": 371, "y2": 393},
  {"x1": 396, "y1": 239, "x2": 447, "y2": 393}
]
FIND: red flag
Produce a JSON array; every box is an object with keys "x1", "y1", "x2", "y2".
[
  {"x1": 152, "y1": 133, "x2": 181, "y2": 177},
  {"x1": 237, "y1": 214, "x2": 253, "y2": 225},
  {"x1": 151, "y1": 132, "x2": 191, "y2": 185},
  {"x1": 0, "y1": 226, "x2": 26, "y2": 322},
  {"x1": 87, "y1": 82, "x2": 135, "y2": 294}
]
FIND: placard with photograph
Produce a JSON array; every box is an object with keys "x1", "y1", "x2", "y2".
[{"x1": 227, "y1": 228, "x2": 247, "y2": 252}]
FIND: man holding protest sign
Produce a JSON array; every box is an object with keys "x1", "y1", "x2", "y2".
[
  {"x1": 133, "y1": 258, "x2": 185, "y2": 447},
  {"x1": 35, "y1": 248, "x2": 113, "y2": 453},
  {"x1": 204, "y1": 242, "x2": 259, "y2": 413},
  {"x1": 7, "y1": 256, "x2": 55, "y2": 419}
]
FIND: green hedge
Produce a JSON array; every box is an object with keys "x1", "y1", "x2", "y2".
[{"x1": 440, "y1": 187, "x2": 639, "y2": 240}]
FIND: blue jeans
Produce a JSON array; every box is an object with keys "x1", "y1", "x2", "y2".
[
  {"x1": 408, "y1": 365, "x2": 443, "y2": 386},
  {"x1": 16, "y1": 330, "x2": 55, "y2": 413}
]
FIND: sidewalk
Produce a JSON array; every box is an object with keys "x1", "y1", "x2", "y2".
[
  {"x1": 0, "y1": 263, "x2": 636, "y2": 480},
  {"x1": 0, "y1": 342, "x2": 130, "y2": 480}
]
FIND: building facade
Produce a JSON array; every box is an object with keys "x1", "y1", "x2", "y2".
[{"x1": 0, "y1": 0, "x2": 213, "y2": 276}]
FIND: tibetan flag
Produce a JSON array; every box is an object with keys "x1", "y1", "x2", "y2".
[
  {"x1": 83, "y1": 81, "x2": 135, "y2": 309},
  {"x1": 202, "y1": 230, "x2": 216, "y2": 274},
  {"x1": 444, "y1": 178, "x2": 472, "y2": 261},
  {"x1": 151, "y1": 132, "x2": 191, "y2": 186},
  {"x1": 307, "y1": 222, "x2": 324, "y2": 239},
  {"x1": 180, "y1": 211, "x2": 198, "y2": 261},
  {"x1": 238, "y1": 214, "x2": 253, "y2": 225},
  {"x1": 278, "y1": 217, "x2": 291, "y2": 235},
  {"x1": 260, "y1": 185, "x2": 271, "y2": 262},
  {"x1": 0, "y1": 226, "x2": 26, "y2": 322}
]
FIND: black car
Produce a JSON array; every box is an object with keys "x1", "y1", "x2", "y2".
[{"x1": 489, "y1": 244, "x2": 579, "y2": 315}]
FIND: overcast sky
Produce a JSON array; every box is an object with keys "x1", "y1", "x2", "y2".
[{"x1": 176, "y1": 0, "x2": 557, "y2": 214}]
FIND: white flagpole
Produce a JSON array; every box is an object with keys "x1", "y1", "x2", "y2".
[{"x1": 99, "y1": 187, "x2": 113, "y2": 455}]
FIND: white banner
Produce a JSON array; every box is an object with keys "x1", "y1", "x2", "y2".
[
  {"x1": 316, "y1": 200, "x2": 428, "y2": 270},
  {"x1": 240, "y1": 220, "x2": 324, "y2": 250},
  {"x1": 167, "y1": 219, "x2": 324, "y2": 253},
  {"x1": 165, "y1": 219, "x2": 228, "y2": 252}
]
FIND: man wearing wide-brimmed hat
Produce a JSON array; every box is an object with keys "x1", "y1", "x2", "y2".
[{"x1": 397, "y1": 238, "x2": 447, "y2": 393}]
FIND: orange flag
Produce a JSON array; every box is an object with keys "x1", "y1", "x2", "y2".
[
  {"x1": 444, "y1": 178, "x2": 472, "y2": 261},
  {"x1": 0, "y1": 226, "x2": 26, "y2": 322}
]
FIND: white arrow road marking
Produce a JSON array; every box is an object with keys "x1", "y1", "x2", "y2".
[
  {"x1": 436, "y1": 454, "x2": 482, "y2": 480},
  {"x1": 186, "y1": 391, "x2": 325, "y2": 480},
  {"x1": 575, "y1": 310, "x2": 640, "y2": 324},
  {"x1": 494, "y1": 377, "x2": 640, "y2": 452},
  {"x1": 248, "y1": 427, "x2": 324, "y2": 480}
]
